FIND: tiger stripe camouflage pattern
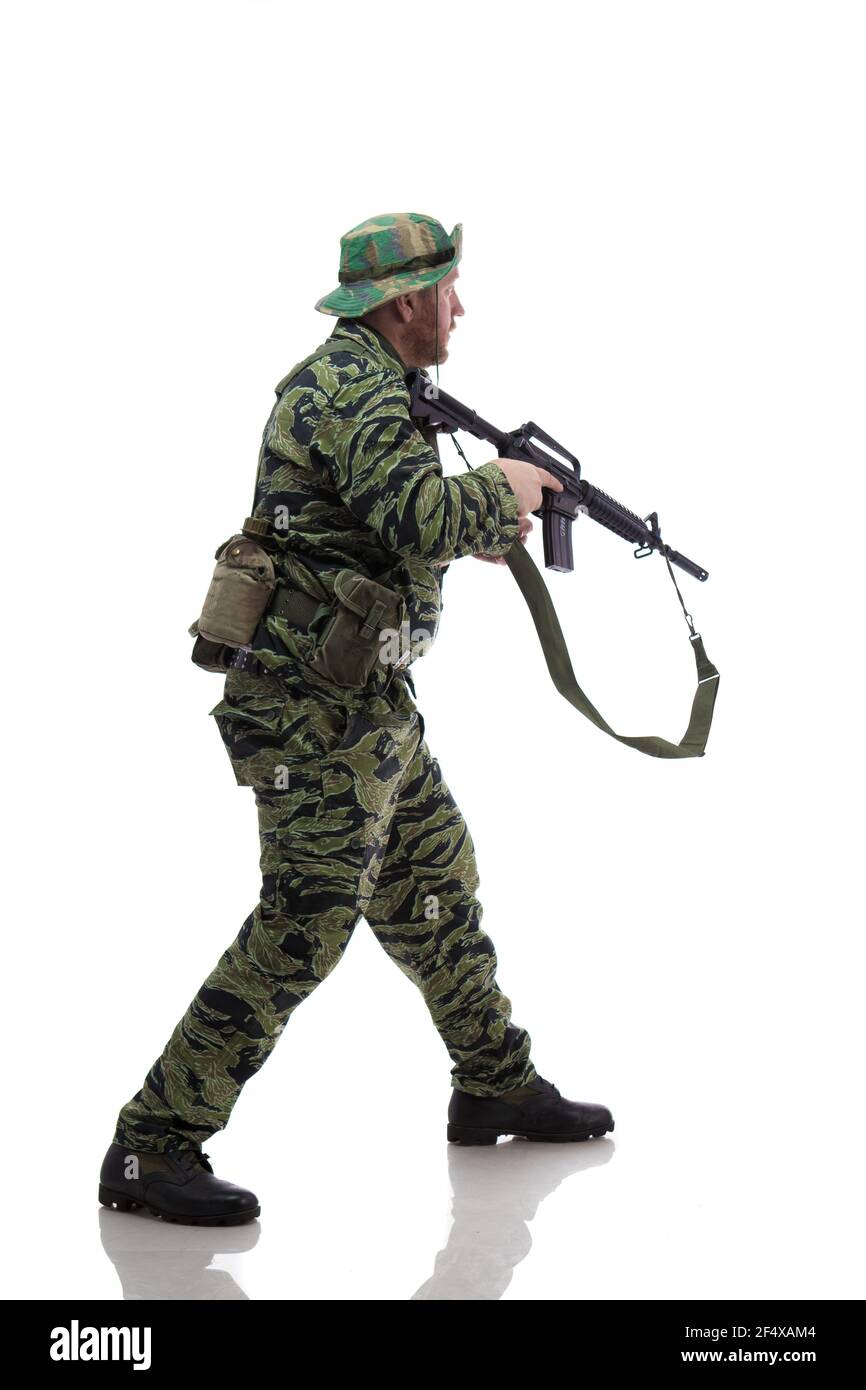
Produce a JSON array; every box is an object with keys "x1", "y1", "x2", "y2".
[
  {"x1": 244, "y1": 314, "x2": 520, "y2": 674},
  {"x1": 111, "y1": 293, "x2": 537, "y2": 1155},
  {"x1": 113, "y1": 663, "x2": 537, "y2": 1151}
]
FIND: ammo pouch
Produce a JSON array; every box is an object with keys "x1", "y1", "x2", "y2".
[
  {"x1": 308, "y1": 569, "x2": 407, "y2": 689},
  {"x1": 189, "y1": 518, "x2": 276, "y2": 671}
]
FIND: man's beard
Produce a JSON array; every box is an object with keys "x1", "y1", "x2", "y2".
[{"x1": 403, "y1": 312, "x2": 449, "y2": 369}]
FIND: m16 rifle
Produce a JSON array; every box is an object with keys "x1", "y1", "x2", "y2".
[
  {"x1": 406, "y1": 371, "x2": 708, "y2": 580},
  {"x1": 406, "y1": 369, "x2": 720, "y2": 760}
]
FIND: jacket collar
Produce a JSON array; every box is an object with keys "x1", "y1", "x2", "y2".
[{"x1": 331, "y1": 317, "x2": 409, "y2": 376}]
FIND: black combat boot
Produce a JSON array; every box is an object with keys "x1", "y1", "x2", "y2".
[
  {"x1": 447, "y1": 1076, "x2": 614, "y2": 1145},
  {"x1": 98, "y1": 1143, "x2": 260, "y2": 1225}
]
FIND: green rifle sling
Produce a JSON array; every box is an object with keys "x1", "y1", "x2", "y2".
[{"x1": 504, "y1": 538, "x2": 720, "y2": 758}]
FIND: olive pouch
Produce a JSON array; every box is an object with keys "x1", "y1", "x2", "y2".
[{"x1": 309, "y1": 569, "x2": 407, "y2": 689}]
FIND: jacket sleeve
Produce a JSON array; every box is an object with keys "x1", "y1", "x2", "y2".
[{"x1": 312, "y1": 369, "x2": 521, "y2": 564}]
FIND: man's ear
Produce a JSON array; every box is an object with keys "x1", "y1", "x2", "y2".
[{"x1": 391, "y1": 291, "x2": 416, "y2": 325}]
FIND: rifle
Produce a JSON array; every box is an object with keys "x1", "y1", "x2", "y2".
[
  {"x1": 406, "y1": 369, "x2": 720, "y2": 760},
  {"x1": 406, "y1": 370, "x2": 708, "y2": 580}
]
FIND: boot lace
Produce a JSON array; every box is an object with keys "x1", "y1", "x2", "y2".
[{"x1": 177, "y1": 1149, "x2": 213, "y2": 1174}]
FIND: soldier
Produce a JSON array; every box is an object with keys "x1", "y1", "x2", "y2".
[{"x1": 99, "y1": 213, "x2": 614, "y2": 1226}]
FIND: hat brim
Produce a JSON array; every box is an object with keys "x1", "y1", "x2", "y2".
[{"x1": 315, "y1": 224, "x2": 462, "y2": 317}]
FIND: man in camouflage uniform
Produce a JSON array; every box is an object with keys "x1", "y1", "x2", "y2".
[{"x1": 99, "y1": 214, "x2": 614, "y2": 1226}]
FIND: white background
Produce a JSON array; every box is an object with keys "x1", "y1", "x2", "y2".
[{"x1": 2, "y1": 0, "x2": 863, "y2": 1301}]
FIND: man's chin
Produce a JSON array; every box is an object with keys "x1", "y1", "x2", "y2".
[{"x1": 423, "y1": 344, "x2": 450, "y2": 369}]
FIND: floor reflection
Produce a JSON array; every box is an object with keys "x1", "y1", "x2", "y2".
[
  {"x1": 99, "y1": 1206, "x2": 259, "y2": 1300},
  {"x1": 99, "y1": 1134, "x2": 613, "y2": 1301},
  {"x1": 411, "y1": 1135, "x2": 615, "y2": 1301}
]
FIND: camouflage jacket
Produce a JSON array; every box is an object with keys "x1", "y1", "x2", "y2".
[{"x1": 247, "y1": 316, "x2": 521, "y2": 674}]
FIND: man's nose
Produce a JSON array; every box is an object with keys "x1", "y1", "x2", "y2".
[{"x1": 452, "y1": 294, "x2": 465, "y2": 317}]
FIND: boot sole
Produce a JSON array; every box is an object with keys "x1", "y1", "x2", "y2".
[
  {"x1": 98, "y1": 1183, "x2": 260, "y2": 1226},
  {"x1": 447, "y1": 1120, "x2": 614, "y2": 1145}
]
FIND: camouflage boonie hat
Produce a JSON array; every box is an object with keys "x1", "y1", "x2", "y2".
[{"x1": 315, "y1": 212, "x2": 462, "y2": 317}]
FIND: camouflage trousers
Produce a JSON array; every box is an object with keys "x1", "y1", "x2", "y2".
[{"x1": 113, "y1": 659, "x2": 537, "y2": 1152}]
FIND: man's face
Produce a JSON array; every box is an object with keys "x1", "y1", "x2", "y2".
[{"x1": 402, "y1": 267, "x2": 464, "y2": 368}]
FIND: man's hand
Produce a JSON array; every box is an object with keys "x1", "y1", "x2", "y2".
[
  {"x1": 471, "y1": 458, "x2": 561, "y2": 565},
  {"x1": 492, "y1": 458, "x2": 564, "y2": 516}
]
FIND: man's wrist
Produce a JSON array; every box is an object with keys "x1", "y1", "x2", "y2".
[{"x1": 472, "y1": 460, "x2": 521, "y2": 543}]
